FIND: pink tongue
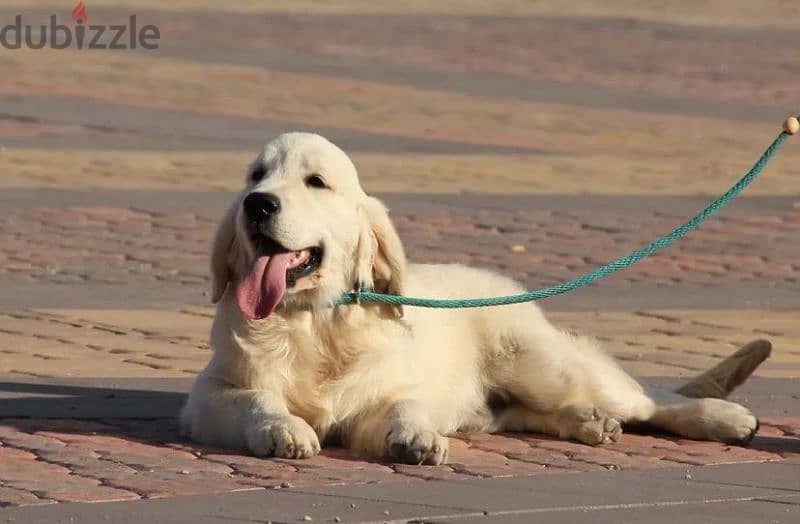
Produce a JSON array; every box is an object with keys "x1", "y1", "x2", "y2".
[{"x1": 235, "y1": 253, "x2": 293, "y2": 320}]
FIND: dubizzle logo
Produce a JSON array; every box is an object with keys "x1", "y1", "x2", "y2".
[{"x1": 0, "y1": 1, "x2": 161, "y2": 50}]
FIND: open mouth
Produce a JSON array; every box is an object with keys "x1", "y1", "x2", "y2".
[
  {"x1": 235, "y1": 234, "x2": 323, "y2": 321},
  {"x1": 259, "y1": 236, "x2": 323, "y2": 287}
]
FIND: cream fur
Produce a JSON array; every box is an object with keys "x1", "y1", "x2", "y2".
[{"x1": 181, "y1": 132, "x2": 760, "y2": 464}]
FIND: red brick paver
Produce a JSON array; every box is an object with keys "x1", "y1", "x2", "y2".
[
  {"x1": 2, "y1": 201, "x2": 799, "y2": 296},
  {"x1": 0, "y1": 417, "x2": 797, "y2": 507}
]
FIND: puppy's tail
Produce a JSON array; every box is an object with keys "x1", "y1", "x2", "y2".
[{"x1": 676, "y1": 339, "x2": 771, "y2": 399}]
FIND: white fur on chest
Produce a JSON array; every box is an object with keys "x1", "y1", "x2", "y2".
[{"x1": 211, "y1": 295, "x2": 420, "y2": 436}]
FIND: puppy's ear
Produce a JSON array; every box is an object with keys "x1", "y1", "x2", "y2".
[
  {"x1": 355, "y1": 197, "x2": 406, "y2": 317},
  {"x1": 210, "y1": 200, "x2": 240, "y2": 303}
]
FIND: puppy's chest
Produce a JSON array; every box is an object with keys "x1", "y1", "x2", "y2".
[{"x1": 280, "y1": 333, "x2": 360, "y2": 427}]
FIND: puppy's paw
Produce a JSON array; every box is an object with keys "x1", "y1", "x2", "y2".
[
  {"x1": 691, "y1": 399, "x2": 759, "y2": 445},
  {"x1": 246, "y1": 415, "x2": 321, "y2": 459},
  {"x1": 386, "y1": 423, "x2": 449, "y2": 465},
  {"x1": 558, "y1": 404, "x2": 622, "y2": 446}
]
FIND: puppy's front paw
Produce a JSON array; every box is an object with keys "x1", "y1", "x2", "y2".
[
  {"x1": 558, "y1": 404, "x2": 622, "y2": 446},
  {"x1": 246, "y1": 416, "x2": 321, "y2": 459},
  {"x1": 387, "y1": 424, "x2": 448, "y2": 465}
]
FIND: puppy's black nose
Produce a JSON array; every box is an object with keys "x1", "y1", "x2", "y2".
[{"x1": 243, "y1": 192, "x2": 281, "y2": 221}]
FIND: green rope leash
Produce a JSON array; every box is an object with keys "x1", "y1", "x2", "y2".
[{"x1": 334, "y1": 117, "x2": 799, "y2": 309}]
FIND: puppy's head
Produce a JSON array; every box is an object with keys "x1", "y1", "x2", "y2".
[{"x1": 211, "y1": 132, "x2": 405, "y2": 319}]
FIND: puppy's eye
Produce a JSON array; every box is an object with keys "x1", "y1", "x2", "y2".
[
  {"x1": 250, "y1": 165, "x2": 266, "y2": 183},
  {"x1": 305, "y1": 174, "x2": 328, "y2": 189}
]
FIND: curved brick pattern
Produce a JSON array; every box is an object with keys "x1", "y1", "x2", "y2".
[
  {"x1": 0, "y1": 309, "x2": 209, "y2": 378},
  {"x1": 3, "y1": 308, "x2": 800, "y2": 379},
  {"x1": 2, "y1": 3, "x2": 799, "y2": 193},
  {"x1": 125, "y1": 7, "x2": 799, "y2": 106},
  {"x1": 550, "y1": 310, "x2": 800, "y2": 379},
  {"x1": 391, "y1": 205, "x2": 800, "y2": 292},
  {"x1": 0, "y1": 206, "x2": 211, "y2": 289},
  {"x1": 2, "y1": 201, "x2": 799, "y2": 297},
  {"x1": 6, "y1": 148, "x2": 800, "y2": 196},
  {"x1": 0, "y1": 417, "x2": 797, "y2": 507},
  {"x1": 1, "y1": 44, "x2": 792, "y2": 157}
]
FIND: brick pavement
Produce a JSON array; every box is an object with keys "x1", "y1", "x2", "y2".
[
  {"x1": 1, "y1": 0, "x2": 799, "y2": 516},
  {"x1": 2, "y1": 195, "x2": 799, "y2": 507},
  {"x1": 1, "y1": 192, "x2": 799, "y2": 309},
  {"x1": 3, "y1": 308, "x2": 800, "y2": 380},
  {"x1": 0, "y1": 416, "x2": 798, "y2": 507}
]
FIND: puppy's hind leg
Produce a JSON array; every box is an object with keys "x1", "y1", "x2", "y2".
[
  {"x1": 491, "y1": 319, "x2": 655, "y2": 445},
  {"x1": 494, "y1": 314, "x2": 765, "y2": 446},
  {"x1": 642, "y1": 340, "x2": 769, "y2": 445},
  {"x1": 496, "y1": 403, "x2": 623, "y2": 445},
  {"x1": 645, "y1": 391, "x2": 759, "y2": 445}
]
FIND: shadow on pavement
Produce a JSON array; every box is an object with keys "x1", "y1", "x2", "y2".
[
  {"x1": 748, "y1": 435, "x2": 800, "y2": 455},
  {"x1": 0, "y1": 380, "x2": 195, "y2": 451},
  {"x1": 0, "y1": 379, "x2": 359, "y2": 459},
  {"x1": 0, "y1": 379, "x2": 190, "y2": 419},
  {"x1": 0, "y1": 377, "x2": 797, "y2": 460}
]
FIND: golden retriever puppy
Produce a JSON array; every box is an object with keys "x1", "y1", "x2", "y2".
[{"x1": 180, "y1": 132, "x2": 762, "y2": 464}]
